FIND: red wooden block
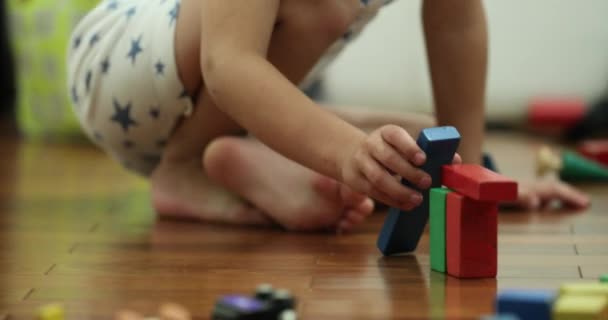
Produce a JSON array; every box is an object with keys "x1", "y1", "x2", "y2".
[
  {"x1": 446, "y1": 192, "x2": 497, "y2": 278},
  {"x1": 528, "y1": 97, "x2": 586, "y2": 129},
  {"x1": 578, "y1": 140, "x2": 608, "y2": 166},
  {"x1": 442, "y1": 164, "x2": 517, "y2": 202}
]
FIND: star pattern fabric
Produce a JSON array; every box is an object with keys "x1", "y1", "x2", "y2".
[
  {"x1": 67, "y1": 0, "x2": 391, "y2": 177},
  {"x1": 111, "y1": 98, "x2": 138, "y2": 132},
  {"x1": 127, "y1": 36, "x2": 143, "y2": 65}
]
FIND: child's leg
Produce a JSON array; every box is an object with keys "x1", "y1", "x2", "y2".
[{"x1": 151, "y1": 0, "x2": 374, "y2": 231}]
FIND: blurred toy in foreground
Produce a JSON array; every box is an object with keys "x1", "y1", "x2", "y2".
[
  {"x1": 114, "y1": 303, "x2": 192, "y2": 320},
  {"x1": 212, "y1": 284, "x2": 297, "y2": 320},
  {"x1": 37, "y1": 303, "x2": 64, "y2": 320},
  {"x1": 537, "y1": 146, "x2": 608, "y2": 182},
  {"x1": 489, "y1": 277, "x2": 608, "y2": 319}
]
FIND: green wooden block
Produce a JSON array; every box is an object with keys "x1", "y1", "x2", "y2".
[
  {"x1": 601, "y1": 274, "x2": 608, "y2": 283},
  {"x1": 553, "y1": 295, "x2": 607, "y2": 320},
  {"x1": 430, "y1": 187, "x2": 451, "y2": 273}
]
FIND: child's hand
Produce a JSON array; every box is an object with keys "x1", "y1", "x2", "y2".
[
  {"x1": 505, "y1": 179, "x2": 590, "y2": 210},
  {"x1": 340, "y1": 125, "x2": 459, "y2": 211}
]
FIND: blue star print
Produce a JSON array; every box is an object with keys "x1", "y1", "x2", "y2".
[
  {"x1": 71, "y1": 86, "x2": 79, "y2": 104},
  {"x1": 89, "y1": 33, "x2": 100, "y2": 47},
  {"x1": 127, "y1": 36, "x2": 143, "y2": 65},
  {"x1": 107, "y1": 0, "x2": 118, "y2": 10},
  {"x1": 169, "y1": 3, "x2": 179, "y2": 26},
  {"x1": 73, "y1": 36, "x2": 82, "y2": 49},
  {"x1": 85, "y1": 70, "x2": 92, "y2": 92},
  {"x1": 126, "y1": 6, "x2": 137, "y2": 19},
  {"x1": 155, "y1": 61, "x2": 165, "y2": 75},
  {"x1": 101, "y1": 57, "x2": 110, "y2": 74},
  {"x1": 111, "y1": 98, "x2": 137, "y2": 132}
]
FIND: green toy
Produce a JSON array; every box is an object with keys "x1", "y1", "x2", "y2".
[
  {"x1": 601, "y1": 274, "x2": 608, "y2": 283},
  {"x1": 537, "y1": 146, "x2": 608, "y2": 182},
  {"x1": 430, "y1": 187, "x2": 451, "y2": 273},
  {"x1": 8, "y1": 0, "x2": 97, "y2": 140}
]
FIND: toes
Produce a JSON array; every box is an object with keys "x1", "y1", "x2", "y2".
[
  {"x1": 312, "y1": 175, "x2": 341, "y2": 200},
  {"x1": 357, "y1": 197, "x2": 375, "y2": 215},
  {"x1": 339, "y1": 185, "x2": 368, "y2": 206},
  {"x1": 345, "y1": 210, "x2": 366, "y2": 225},
  {"x1": 337, "y1": 206, "x2": 373, "y2": 233}
]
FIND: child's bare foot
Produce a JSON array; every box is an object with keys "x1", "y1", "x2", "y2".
[
  {"x1": 203, "y1": 137, "x2": 375, "y2": 232},
  {"x1": 151, "y1": 158, "x2": 273, "y2": 226}
]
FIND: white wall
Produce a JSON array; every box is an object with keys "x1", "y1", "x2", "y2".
[{"x1": 322, "y1": 1, "x2": 608, "y2": 121}]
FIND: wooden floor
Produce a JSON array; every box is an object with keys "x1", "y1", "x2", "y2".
[{"x1": 0, "y1": 128, "x2": 607, "y2": 320}]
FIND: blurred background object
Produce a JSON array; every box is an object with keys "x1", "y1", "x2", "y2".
[
  {"x1": 0, "y1": 0, "x2": 16, "y2": 123},
  {"x1": 7, "y1": 0, "x2": 96, "y2": 141},
  {"x1": 318, "y1": 1, "x2": 608, "y2": 131}
]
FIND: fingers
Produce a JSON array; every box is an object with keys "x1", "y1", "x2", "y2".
[
  {"x1": 452, "y1": 153, "x2": 462, "y2": 164},
  {"x1": 514, "y1": 186, "x2": 541, "y2": 210},
  {"x1": 369, "y1": 141, "x2": 431, "y2": 189},
  {"x1": 381, "y1": 125, "x2": 426, "y2": 166},
  {"x1": 538, "y1": 182, "x2": 590, "y2": 209},
  {"x1": 511, "y1": 180, "x2": 591, "y2": 211},
  {"x1": 357, "y1": 156, "x2": 423, "y2": 210}
]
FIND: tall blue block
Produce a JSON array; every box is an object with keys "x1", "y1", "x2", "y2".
[
  {"x1": 496, "y1": 290, "x2": 556, "y2": 320},
  {"x1": 376, "y1": 126, "x2": 461, "y2": 256}
]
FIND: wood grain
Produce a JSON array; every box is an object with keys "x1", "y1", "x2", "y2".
[{"x1": 0, "y1": 130, "x2": 607, "y2": 319}]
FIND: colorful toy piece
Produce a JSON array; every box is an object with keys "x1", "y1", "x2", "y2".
[
  {"x1": 601, "y1": 274, "x2": 608, "y2": 283},
  {"x1": 479, "y1": 314, "x2": 520, "y2": 320},
  {"x1": 553, "y1": 294, "x2": 608, "y2": 320},
  {"x1": 559, "y1": 283, "x2": 608, "y2": 297},
  {"x1": 445, "y1": 192, "x2": 498, "y2": 278},
  {"x1": 442, "y1": 164, "x2": 517, "y2": 202},
  {"x1": 528, "y1": 97, "x2": 586, "y2": 130},
  {"x1": 495, "y1": 290, "x2": 556, "y2": 320},
  {"x1": 537, "y1": 146, "x2": 608, "y2": 182},
  {"x1": 377, "y1": 126, "x2": 460, "y2": 255},
  {"x1": 430, "y1": 187, "x2": 450, "y2": 273},
  {"x1": 37, "y1": 303, "x2": 64, "y2": 320},
  {"x1": 211, "y1": 284, "x2": 296, "y2": 320},
  {"x1": 578, "y1": 140, "x2": 608, "y2": 166}
]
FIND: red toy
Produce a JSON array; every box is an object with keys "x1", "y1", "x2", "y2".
[
  {"x1": 528, "y1": 97, "x2": 586, "y2": 130},
  {"x1": 577, "y1": 140, "x2": 608, "y2": 166},
  {"x1": 446, "y1": 192, "x2": 498, "y2": 278},
  {"x1": 442, "y1": 164, "x2": 518, "y2": 202}
]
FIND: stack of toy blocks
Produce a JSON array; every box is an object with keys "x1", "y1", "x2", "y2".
[
  {"x1": 433, "y1": 164, "x2": 517, "y2": 278},
  {"x1": 377, "y1": 126, "x2": 518, "y2": 279},
  {"x1": 492, "y1": 276, "x2": 608, "y2": 319}
]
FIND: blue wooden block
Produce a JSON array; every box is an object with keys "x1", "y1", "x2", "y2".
[
  {"x1": 377, "y1": 126, "x2": 461, "y2": 255},
  {"x1": 495, "y1": 290, "x2": 556, "y2": 320},
  {"x1": 479, "y1": 314, "x2": 520, "y2": 320}
]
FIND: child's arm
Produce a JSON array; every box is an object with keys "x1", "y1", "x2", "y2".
[
  {"x1": 422, "y1": 0, "x2": 488, "y2": 164},
  {"x1": 422, "y1": 1, "x2": 591, "y2": 210},
  {"x1": 200, "y1": 1, "x2": 433, "y2": 210}
]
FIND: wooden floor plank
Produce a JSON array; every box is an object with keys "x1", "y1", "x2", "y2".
[{"x1": 1, "y1": 130, "x2": 606, "y2": 319}]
